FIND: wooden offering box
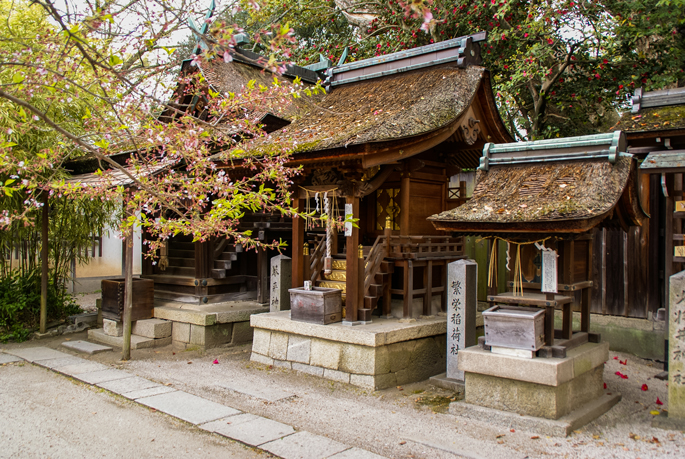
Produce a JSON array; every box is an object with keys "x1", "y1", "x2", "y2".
[
  {"x1": 101, "y1": 278, "x2": 155, "y2": 322},
  {"x1": 289, "y1": 287, "x2": 343, "y2": 325},
  {"x1": 483, "y1": 305, "x2": 545, "y2": 351}
]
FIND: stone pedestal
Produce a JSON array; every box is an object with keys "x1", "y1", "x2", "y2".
[
  {"x1": 250, "y1": 311, "x2": 446, "y2": 390},
  {"x1": 451, "y1": 342, "x2": 620, "y2": 434},
  {"x1": 270, "y1": 255, "x2": 292, "y2": 313}
]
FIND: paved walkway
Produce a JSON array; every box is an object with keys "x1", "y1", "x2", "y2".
[{"x1": 1, "y1": 347, "x2": 384, "y2": 459}]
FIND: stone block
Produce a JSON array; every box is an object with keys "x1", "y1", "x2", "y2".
[
  {"x1": 60, "y1": 340, "x2": 111, "y2": 355},
  {"x1": 88, "y1": 328, "x2": 172, "y2": 349},
  {"x1": 323, "y1": 368, "x2": 350, "y2": 383},
  {"x1": 286, "y1": 335, "x2": 311, "y2": 364},
  {"x1": 214, "y1": 304, "x2": 269, "y2": 324},
  {"x1": 190, "y1": 323, "x2": 233, "y2": 348},
  {"x1": 250, "y1": 353, "x2": 274, "y2": 366},
  {"x1": 269, "y1": 255, "x2": 292, "y2": 312},
  {"x1": 350, "y1": 374, "x2": 375, "y2": 389},
  {"x1": 446, "y1": 259, "x2": 478, "y2": 381},
  {"x1": 465, "y1": 365, "x2": 605, "y2": 420},
  {"x1": 97, "y1": 376, "x2": 161, "y2": 395},
  {"x1": 154, "y1": 306, "x2": 216, "y2": 326},
  {"x1": 261, "y1": 431, "x2": 349, "y2": 459},
  {"x1": 74, "y1": 369, "x2": 132, "y2": 385},
  {"x1": 387, "y1": 340, "x2": 415, "y2": 373},
  {"x1": 292, "y1": 362, "x2": 324, "y2": 377},
  {"x1": 137, "y1": 391, "x2": 241, "y2": 425},
  {"x1": 123, "y1": 386, "x2": 177, "y2": 400},
  {"x1": 201, "y1": 413, "x2": 295, "y2": 447},
  {"x1": 374, "y1": 372, "x2": 398, "y2": 390},
  {"x1": 252, "y1": 328, "x2": 271, "y2": 355},
  {"x1": 172, "y1": 322, "x2": 191, "y2": 344},
  {"x1": 103, "y1": 319, "x2": 123, "y2": 337},
  {"x1": 268, "y1": 332, "x2": 289, "y2": 360},
  {"x1": 231, "y1": 321, "x2": 253, "y2": 345},
  {"x1": 132, "y1": 319, "x2": 172, "y2": 339},
  {"x1": 273, "y1": 359, "x2": 292, "y2": 369},
  {"x1": 339, "y1": 344, "x2": 376, "y2": 375},
  {"x1": 394, "y1": 337, "x2": 444, "y2": 386},
  {"x1": 310, "y1": 338, "x2": 342, "y2": 370}
]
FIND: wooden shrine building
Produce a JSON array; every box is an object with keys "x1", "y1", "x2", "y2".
[{"x1": 429, "y1": 132, "x2": 646, "y2": 356}]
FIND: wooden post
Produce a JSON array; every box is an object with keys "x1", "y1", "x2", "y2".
[
  {"x1": 194, "y1": 241, "x2": 211, "y2": 301},
  {"x1": 345, "y1": 195, "x2": 360, "y2": 323},
  {"x1": 581, "y1": 235, "x2": 593, "y2": 333},
  {"x1": 122, "y1": 229, "x2": 134, "y2": 361},
  {"x1": 358, "y1": 244, "x2": 371, "y2": 322},
  {"x1": 39, "y1": 193, "x2": 49, "y2": 334},
  {"x1": 665, "y1": 173, "x2": 676, "y2": 315},
  {"x1": 292, "y1": 196, "x2": 305, "y2": 288},
  {"x1": 257, "y1": 247, "x2": 269, "y2": 304},
  {"x1": 423, "y1": 260, "x2": 433, "y2": 316},
  {"x1": 403, "y1": 259, "x2": 414, "y2": 318},
  {"x1": 400, "y1": 172, "x2": 410, "y2": 236},
  {"x1": 545, "y1": 293, "x2": 555, "y2": 347},
  {"x1": 303, "y1": 243, "x2": 311, "y2": 283},
  {"x1": 562, "y1": 240, "x2": 575, "y2": 340},
  {"x1": 382, "y1": 216, "x2": 393, "y2": 317},
  {"x1": 487, "y1": 239, "x2": 498, "y2": 297}
]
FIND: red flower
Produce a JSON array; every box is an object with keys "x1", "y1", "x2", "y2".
[
  {"x1": 656, "y1": 397, "x2": 663, "y2": 405},
  {"x1": 642, "y1": 384, "x2": 648, "y2": 391},
  {"x1": 619, "y1": 84, "x2": 624, "y2": 89},
  {"x1": 212, "y1": 359, "x2": 219, "y2": 364},
  {"x1": 620, "y1": 359, "x2": 627, "y2": 365},
  {"x1": 613, "y1": 356, "x2": 618, "y2": 360},
  {"x1": 547, "y1": 38, "x2": 554, "y2": 45},
  {"x1": 604, "y1": 382, "x2": 607, "y2": 389}
]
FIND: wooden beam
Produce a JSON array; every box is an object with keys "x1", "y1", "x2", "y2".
[
  {"x1": 292, "y1": 197, "x2": 305, "y2": 288},
  {"x1": 122, "y1": 229, "x2": 133, "y2": 361}
]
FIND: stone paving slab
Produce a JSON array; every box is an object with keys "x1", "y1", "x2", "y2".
[
  {"x1": 216, "y1": 381, "x2": 295, "y2": 402},
  {"x1": 33, "y1": 356, "x2": 86, "y2": 370},
  {"x1": 0, "y1": 353, "x2": 22, "y2": 364},
  {"x1": 73, "y1": 369, "x2": 132, "y2": 385},
  {"x1": 54, "y1": 362, "x2": 111, "y2": 376},
  {"x1": 329, "y1": 447, "x2": 386, "y2": 459},
  {"x1": 122, "y1": 385, "x2": 177, "y2": 400},
  {"x1": 97, "y1": 376, "x2": 162, "y2": 395},
  {"x1": 5, "y1": 347, "x2": 69, "y2": 363},
  {"x1": 201, "y1": 413, "x2": 296, "y2": 446},
  {"x1": 137, "y1": 390, "x2": 241, "y2": 425},
  {"x1": 61, "y1": 340, "x2": 112, "y2": 355},
  {"x1": 261, "y1": 431, "x2": 350, "y2": 459},
  {"x1": 87, "y1": 328, "x2": 171, "y2": 349}
]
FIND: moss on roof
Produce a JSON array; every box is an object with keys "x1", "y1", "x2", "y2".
[
  {"x1": 613, "y1": 105, "x2": 685, "y2": 133},
  {"x1": 272, "y1": 65, "x2": 484, "y2": 153},
  {"x1": 429, "y1": 156, "x2": 633, "y2": 224}
]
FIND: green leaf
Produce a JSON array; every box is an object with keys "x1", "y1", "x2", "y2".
[
  {"x1": 82, "y1": 108, "x2": 91, "y2": 120},
  {"x1": 94, "y1": 139, "x2": 110, "y2": 149},
  {"x1": 5, "y1": 179, "x2": 15, "y2": 186},
  {"x1": 109, "y1": 55, "x2": 123, "y2": 66},
  {"x1": 12, "y1": 73, "x2": 25, "y2": 84}
]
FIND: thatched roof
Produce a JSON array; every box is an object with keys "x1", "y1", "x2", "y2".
[
  {"x1": 273, "y1": 65, "x2": 484, "y2": 154},
  {"x1": 613, "y1": 105, "x2": 685, "y2": 134},
  {"x1": 430, "y1": 133, "x2": 645, "y2": 234}
]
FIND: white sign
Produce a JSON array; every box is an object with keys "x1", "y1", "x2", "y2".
[
  {"x1": 541, "y1": 249, "x2": 558, "y2": 293},
  {"x1": 344, "y1": 203, "x2": 353, "y2": 237}
]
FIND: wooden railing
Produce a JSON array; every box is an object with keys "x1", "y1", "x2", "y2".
[
  {"x1": 387, "y1": 236, "x2": 463, "y2": 259},
  {"x1": 363, "y1": 235, "x2": 387, "y2": 294},
  {"x1": 309, "y1": 235, "x2": 326, "y2": 283}
]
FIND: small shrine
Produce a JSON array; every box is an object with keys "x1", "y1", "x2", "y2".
[{"x1": 429, "y1": 131, "x2": 646, "y2": 435}]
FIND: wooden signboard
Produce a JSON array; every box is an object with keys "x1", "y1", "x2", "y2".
[
  {"x1": 541, "y1": 249, "x2": 558, "y2": 294},
  {"x1": 676, "y1": 246, "x2": 685, "y2": 258},
  {"x1": 344, "y1": 203, "x2": 353, "y2": 236},
  {"x1": 676, "y1": 201, "x2": 685, "y2": 212}
]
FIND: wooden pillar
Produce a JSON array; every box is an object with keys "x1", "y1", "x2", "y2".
[
  {"x1": 665, "y1": 173, "x2": 676, "y2": 316},
  {"x1": 403, "y1": 259, "x2": 414, "y2": 318},
  {"x1": 257, "y1": 247, "x2": 269, "y2": 304},
  {"x1": 194, "y1": 240, "x2": 212, "y2": 300},
  {"x1": 358, "y1": 245, "x2": 371, "y2": 322},
  {"x1": 39, "y1": 193, "x2": 49, "y2": 334},
  {"x1": 292, "y1": 196, "x2": 305, "y2": 288},
  {"x1": 562, "y1": 240, "x2": 575, "y2": 340},
  {"x1": 382, "y1": 216, "x2": 393, "y2": 317},
  {"x1": 345, "y1": 195, "x2": 360, "y2": 322},
  {"x1": 423, "y1": 260, "x2": 433, "y2": 316},
  {"x1": 487, "y1": 239, "x2": 498, "y2": 297},
  {"x1": 122, "y1": 228, "x2": 134, "y2": 360},
  {"x1": 581, "y1": 235, "x2": 593, "y2": 333},
  {"x1": 400, "y1": 172, "x2": 410, "y2": 236}
]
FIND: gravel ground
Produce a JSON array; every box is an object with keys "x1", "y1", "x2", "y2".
[
  {"x1": 71, "y1": 292, "x2": 100, "y2": 312},
  {"x1": 3, "y1": 332, "x2": 684, "y2": 459},
  {"x1": 0, "y1": 360, "x2": 265, "y2": 459}
]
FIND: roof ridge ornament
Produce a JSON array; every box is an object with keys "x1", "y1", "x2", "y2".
[
  {"x1": 478, "y1": 131, "x2": 629, "y2": 171},
  {"x1": 324, "y1": 32, "x2": 486, "y2": 90}
]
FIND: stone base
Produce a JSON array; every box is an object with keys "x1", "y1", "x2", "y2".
[
  {"x1": 449, "y1": 393, "x2": 622, "y2": 437},
  {"x1": 429, "y1": 373, "x2": 465, "y2": 393},
  {"x1": 87, "y1": 328, "x2": 171, "y2": 349},
  {"x1": 459, "y1": 342, "x2": 610, "y2": 420},
  {"x1": 250, "y1": 310, "x2": 446, "y2": 390},
  {"x1": 652, "y1": 412, "x2": 685, "y2": 430},
  {"x1": 155, "y1": 300, "x2": 267, "y2": 350}
]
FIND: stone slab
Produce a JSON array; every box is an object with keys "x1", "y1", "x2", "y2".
[
  {"x1": 97, "y1": 376, "x2": 162, "y2": 395},
  {"x1": 251, "y1": 310, "x2": 446, "y2": 347},
  {"x1": 429, "y1": 373, "x2": 465, "y2": 393},
  {"x1": 668, "y1": 271, "x2": 685, "y2": 420},
  {"x1": 4, "y1": 347, "x2": 69, "y2": 363},
  {"x1": 137, "y1": 391, "x2": 241, "y2": 425},
  {"x1": 54, "y1": 362, "x2": 111, "y2": 376},
  {"x1": 250, "y1": 353, "x2": 274, "y2": 366},
  {"x1": 28, "y1": 356, "x2": 83, "y2": 369},
  {"x1": 88, "y1": 328, "x2": 172, "y2": 349},
  {"x1": 60, "y1": 340, "x2": 112, "y2": 355},
  {"x1": 74, "y1": 369, "x2": 132, "y2": 385},
  {"x1": 458, "y1": 342, "x2": 609, "y2": 387},
  {"x1": 132, "y1": 319, "x2": 172, "y2": 339},
  {"x1": 449, "y1": 393, "x2": 621, "y2": 437},
  {"x1": 123, "y1": 386, "x2": 177, "y2": 400},
  {"x1": 153, "y1": 306, "x2": 216, "y2": 326},
  {"x1": 201, "y1": 413, "x2": 295, "y2": 446},
  {"x1": 260, "y1": 431, "x2": 350, "y2": 459},
  {"x1": 216, "y1": 381, "x2": 295, "y2": 402},
  {"x1": 0, "y1": 353, "x2": 22, "y2": 364},
  {"x1": 328, "y1": 448, "x2": 386, "y2": 459}
]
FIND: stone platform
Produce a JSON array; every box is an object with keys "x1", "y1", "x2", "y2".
[
  {"x1": 453, "y1": 342, "x2": 619, "y2": 434},
  {"x1": 250, "y1": 311, "x2": 447, "y2": 390},
  {"x1": 155, "y1": 300, "x2": 269, "y2": 350}
]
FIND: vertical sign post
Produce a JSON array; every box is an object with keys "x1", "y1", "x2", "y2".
[
  {"x1": 446, "y1": 259, "x2": 477, "y2": 381},
  {"x1": 668, "y1": 270, "x2": 685, "y2": 421}
]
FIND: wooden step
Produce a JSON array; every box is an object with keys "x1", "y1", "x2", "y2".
[
  {"x1": 214, "y1": 260, "x2": 232, "y2": 270},
  {"x1": 211, "y1": 269, "x2": 226, "y2": 279},
  {"x1": 168, "y1": 249, "x2": 195, "y2": 258},
  {"x1": 317, "y1": 280, "x2": 346, "y2": 294},
  {"x1": 380, "y1": 261, "x2": 394, "y2": 273},
  {"x1": 374, "y1": 272, "x2": 390, "y2": 284},
  {"x1": 368, "y1": 283, "x2": 383, "y2": 297},
  {"x1": 217, "y1": 252, "x2": 238, "y2": 261},
  {"x1": 364, "y1": 296, "x2": 379, "y2": 309},
  {"x1": 323, "y1": 269, "x2": 346, "y2": 281},
  {"x1": 167, "y1": 256, "x2": 194, "y2": 267},
  {"x1": 162, "y1": 266, "x2": 194, "y2": 277}
]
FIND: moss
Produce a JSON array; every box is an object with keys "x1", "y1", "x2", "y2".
[
  {"x1": 414, "y1": 394, "x2": 460, "y2": 413},
  {"x1": 615, "y1": 104, "x2": 685, "y2": 133}
]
